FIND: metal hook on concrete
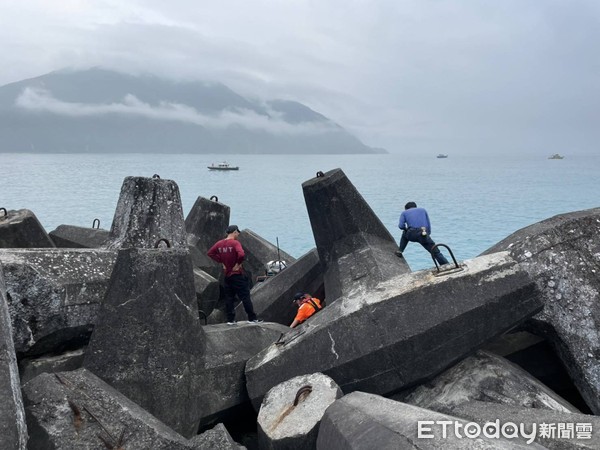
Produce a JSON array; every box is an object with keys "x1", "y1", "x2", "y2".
[
  {"x1": 152, "y1": 174, "x2": 161, "y2": 179},
  {"x1": 92, "y1": 218, "x2": 100, "y2": 229},
  {"x1": 316, "y1": 171, "x2": 324, "y2": 178},
  {"x1": 210, "y1": 195, "x2": 219, "y2": 202},
  {"x1": 154, "y1": 238, "x2": 171, "y2": 249},
  {"x1": 0, "y1": 207, "x2": 7, "y2": 219},
  {"x1": 431, "y1": 244, "x2": 463, "y2": 276},
  {"x1": 293, "y1": 385, "x2": 313, "y2": 406}
]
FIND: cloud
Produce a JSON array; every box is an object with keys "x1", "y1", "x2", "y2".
[{"x1": 15, "y1": 86, "x2": 337, "y2": 136}]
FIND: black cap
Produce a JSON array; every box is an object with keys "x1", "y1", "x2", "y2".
[
  {"x1": 226, "y1": 225, "x2": 240, "y2": 234},
  {"x1": 293, "y1": 292, "x2": 305, "y2": 302}
]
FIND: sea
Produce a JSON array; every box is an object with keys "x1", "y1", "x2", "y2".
[{"x1": 1, "y1": 152, "x2": 599, "y2": 270}]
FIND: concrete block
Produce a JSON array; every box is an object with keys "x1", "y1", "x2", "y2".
[
  {"x1": 403, "y1": 350, "x2": 579, "y2": 413},
  {"x1": 238, "y1": 229, "x2": 295, "y2": 285},
  {"x1": 0, "y1": 264, "x2": 27, "y2": 449},
  {"x1": 193, "y1": 267, "x2": 221, "y2": 318},
  {"x1": 107, "y1": 176, "x2": 187, "y2": 249},
  {"x1": 482, "y1": 207, "x2": 600, "y2": 414},
  {"x1": 316, "y1": 392, "x2": 541, "y2": 449},
  {"x1": 0, "y1": 208, "x2": 55, "y2": 248},
  {"x1": 23, "y1": 369, "x2": 204, "y2": 450},
  {"x1": 258, "y1": 373, "x2": 342, "y2": 450},
  {"x1": 49, "y1": 224, "x2": 109, "y2": 248},
  {"x1": 246, "y1": 252, "x2": 541, "y2": 409},
  {"x1": 0, "y1": 248, "x2": 117, "y2": 355},
  {"x1": 302, "y1": 169, "x2": 409, "y2": 303},
  {"x1": 83, "y1": 247, "x2": 204, "y2": 438},
  {"x1": 19, "y1": 348, "x2": 85, "y2": 385}
]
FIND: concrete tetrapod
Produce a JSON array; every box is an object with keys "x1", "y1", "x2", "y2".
[
  {"x1": 107, "y1": 176, "x2": 187, "y2": 249},
  {"x1": 316, "y1": 392, "x2": 545, "y2": 449},
  {"x1": 83, "y1": 247, "x2": 204, "y2": 438},
  {"x1": 49, "y1": 224, "x2": 110, "y2": 248},
  {"x1": 402, "y1": 350, "x2": 579, "y2": 414},
  {"x1": 302, "y1": 168, "x2": 410, "y2": 304},
  {"x1": 482, "y1": 207, "x2": 600, "y2": 414},
  {"x1": 0, "y1": 264, "x2": 27, "y2": 450},
  {"x1": 245, "y1": 252, "x2": 542, "y2": 409},
  {"x1": 0, "y1": 248, "x2": 117, "y2": 355},
  {"x1": 257, "y1": 373, "x2": 343, "y2": 450},
  {"x1": 0, "y1": 208, "x2": 55, "y2": 248}
]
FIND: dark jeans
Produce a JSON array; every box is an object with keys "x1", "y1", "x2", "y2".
[
  {"x1": 224, "y1": 274, "x2": 257, "y2": 322},
  {"x1": 399, "y1": 229, "x2": 449, "y2": 265}
]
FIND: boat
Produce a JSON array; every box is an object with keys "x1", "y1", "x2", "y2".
[
  {"x1": 436, "y1": 154, "x2": 448, "y2": 159},
  {"x1": 207, "y1": 161, "x2": 239, "y2": 171},
  {"x1": 548, "y1": 153, "x2": 564, "y2": 160}
]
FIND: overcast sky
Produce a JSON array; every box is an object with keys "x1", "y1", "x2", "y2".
[{"x1": 1, "y1": 0, "x2": 599, "y2": 154}]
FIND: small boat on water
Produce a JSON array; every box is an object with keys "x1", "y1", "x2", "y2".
[
  {"x1": 548, "y1": 153, "x2": 564, "y2": 160},
  {"x1": 436, "y1": 154, "x2": 448, "y2": 159},
  {"x1": 207, "y1": 161, "x2": 239, "y2": 171}
]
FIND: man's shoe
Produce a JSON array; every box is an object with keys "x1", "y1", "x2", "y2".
[
  {"x1": 227, "y1": 321, "x2": 237, "y2": 325},
  {"x1": 248, "y1": 319, "x2": 264, "y2": 324},
  {"x1": 395, "y1": 250, "x2": 403, "y2": 257}
]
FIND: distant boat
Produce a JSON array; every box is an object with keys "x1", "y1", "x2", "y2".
[
  {"x1": 548, "y1": 153, "x2": 564, "y2": 160},
  {"x1": 436, "y1": 154, "x2": 448, "y2": 159},
  {"x1": 207, "y1": 161, "x2": 239, "y2": 171}
]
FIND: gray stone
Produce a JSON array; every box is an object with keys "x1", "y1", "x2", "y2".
[
  {"x1": 241, "y1": 248, "x2": 324, "y2": 325},
  {"x1": 23, "y1": 369, "x2": 204, "y2": 450},
  {"x1": 190, "y1": 423, "x2": 245, "y2": 449},
  {"x1": 302, "y1": 169, "x2": 410, "y2": 303},
  {"x1": 194, "y1": 267, "x2": 221, "y2": 319},
  {"x1": 238, "y1": 229, "x2": 296, "y2": 285},
  {"x1": 19, "y1": 348, "x2": 85, "y2": 384},
  {"x1": 0, "y1": 208, "x2": 55, "y2": 248},
  {"x1": 258, "y1": 373, "x2": 343, "y2": 450},
  {"x1": 403, "y1": 350, "x2": 579, "y2": 414},
  {"x1": 449, "y1": 400, "x2": 600, "y2": 449},
  {"x1": 316, "y1": 392, "x2": 542, "y2": 449},
  {"x1": 0, "y1": 264, "x2": 28, "y2": 449},
  {"x1": 0, "y1": 248, "x2": 117, "y2": 355},
  {"x1": 246, "y1": 252, "x2": 541, "y2": 409},
  {"x1": 186, "y1": 196, "x2": 231, "y2": 279},
  {"x1": 50, "y1": 224, "x2": 110, "y2": 248},
  {"x1": 107, "y1": 176, "x2": 187, "y2": 249},
  {"x1": 482, "y1": 207, "x2": 600, "y2": 414},
  {"x1": 83, "y1": 247, "x2": 204, "y2": 438},
  {"x1": 199, "y1": 322, "x2": 289, "y2": 428}
]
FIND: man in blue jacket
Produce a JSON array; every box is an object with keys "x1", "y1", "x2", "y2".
[{"x1": 396, "y1": 201, "x2": 449, "y2": 265}]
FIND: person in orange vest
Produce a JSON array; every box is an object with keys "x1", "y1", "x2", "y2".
[{"x1": 290, "y1": 292, "x2": 323, "y2": 328}]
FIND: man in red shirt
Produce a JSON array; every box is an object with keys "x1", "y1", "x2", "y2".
[
  {"x1": 290, "y1": 292, "x2": 323, "y2": 328},
  {"x1": 207, "y1": 225, "x2": 261, "y2": 324}
]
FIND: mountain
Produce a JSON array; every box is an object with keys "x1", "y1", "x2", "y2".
[{"x1": 0, "y1": 68, "x2": 383, "y2": 154}]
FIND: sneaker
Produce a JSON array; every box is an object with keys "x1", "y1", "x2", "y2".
[
  {"x1": 395, "y1": 250, "x2": 403, "y2": 257},
  {"x1": 247, "y1": 319, "x2": 264, "y2": 324},
  {"x1": 227, "y1": 321, "x2": 237, "y2": 325}
]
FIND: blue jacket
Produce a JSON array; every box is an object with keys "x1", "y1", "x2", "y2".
[{"x1": 399, "y1": 207, "x2": 432, "y2": 234}]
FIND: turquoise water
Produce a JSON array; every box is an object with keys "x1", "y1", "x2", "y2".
[{"x1": 1, "y1": 152, "x2": 599, "y2": 270}]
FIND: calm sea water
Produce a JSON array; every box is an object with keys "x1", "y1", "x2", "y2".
[{"x1": 1, "y1": 152, "x2": 599, "y2": 270}]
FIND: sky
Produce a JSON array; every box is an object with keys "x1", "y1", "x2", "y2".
[{"x1": 1, "y1": 0, "x2": 599, "y2": 155}]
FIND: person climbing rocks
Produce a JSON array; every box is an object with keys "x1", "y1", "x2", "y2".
[
  {"x1": 396, "y1": 201, "x2": 449, "y2": 265},
  {"x1": 207, "y1": 225, "x2": 262, "y2": 324},
  {"x1": 290, "y1": 292, "x2": 323, "y2": 328}
]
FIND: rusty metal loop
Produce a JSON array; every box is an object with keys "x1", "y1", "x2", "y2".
[
  {"x1": 0, "y1": 207, "x2": 7, "y2": 218},
  {"x1": 293, "y1": 385, "x2": 313, "y2": 406},
  {"x1": 92, "y1": 218, "x2": 100, "y2": 229},
  {"x1": 154, "y1": 238, "x2": 171, "y2": 249},
  {"x1": 210, "y1": 195, "x2": 219, "y2": 202},
  {"x1": 152, "y1": 174, "x2": 161, "y2": 179},
  {"x1": 316, "y1": 171, "x2": 324, "y2": 178}
]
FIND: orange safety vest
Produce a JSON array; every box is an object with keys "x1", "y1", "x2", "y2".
[{"x1": 293, "y1": 297, "x2": 323, "y2": 323}]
